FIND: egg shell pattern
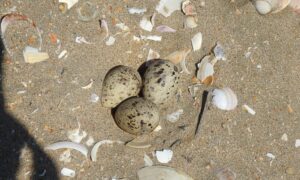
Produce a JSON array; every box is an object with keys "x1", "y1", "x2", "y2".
[
  {"x1": 143, "y1": 59, "x2": 180, "y2": 105},
  {"x1": 114, "y1": 97, "x2": 160, "y2": 135},
  {"x1": 101, "y1": 66, "x2": 142, "y2": 108}
]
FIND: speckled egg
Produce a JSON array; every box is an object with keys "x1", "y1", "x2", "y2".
[
  {"x1": 114, "y1": 97, "x2": 160, "y2": 135},
  {"x1": 101, "y1": 66, "x2": 142, "y2": 108},
  {"x1": 142, "y1": 59, "x2": 180, "y2": 105}
]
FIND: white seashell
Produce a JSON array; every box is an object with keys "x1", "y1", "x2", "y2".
[
  {"x1": 156, "y1": 0, "x2": 183, "y2": 17},
  {"x1": 155, "y1": 149, "x2": 173, "y2": 163},
  {"x1": 144, "y1": 154, "x2": 154, "y2": 167},
  {"x1": 184, "y1": 16, "x2": 198, "y2": 28},
  {"x1": 212, "y1": 88, "x2": 238, "y2": 111},
  {"x1": 266, "y1": 152, "x2": 276, "y2": 159},
  {"x1": 45, "y1": 141, "x2": 88, "y2": 157},
  {"x1": 75, "y1": 36, "x2": 92, "y2": 44},
  {"x1": 166, "y1": 109, "x2": 184, "y2": 123},
  {"x1": 140, "y1": 16, "x2": 153, "y2": 32},
  {"x1": 295, "y1": 139, "x2": 300, "y2": 148},
  {"x1": 23, "y1": 46, "x2": 49, "y2": 64},
  {"x1": 137, "y1": 166, "x2": 194, "y2": 180},
  {"x1": 105, "y1": 36, "x2": 115, "y2": 46},
  {"x1": 59, "y1": 0, "x2": 78, "y2": 9},
  {"x1": 281, "y1": 133, "x2": 288, "y2": 141},
  {"x1": 191, "y1": 32, "x2": 203, "y2": 51},
  {"x1": 253, "y1": 0, "x2": 291, "y2": 14},
  {"x1": 182, "y1": 0, "x2": 197, "y2": 15},
  {"x1": 156, "y1": 25, "x2": 176, "y2": 33},
  {"x1": 140, "y1": 35, "x2": 162, "y2": 41},
  {"x1": 197, "y1": 55, "x2": 214, "y2": 85},
  {"x1": 58, "y1": 50, "x2": 68, "y2": 59},
  {"x1": 61, "y1": 168, "x2": 75, "y2": 177},
  {"x1": 147, "y1": 48, "x2": 160, "y2": 61},
  {"x1": 128, "y1": 7, "x2": 147, "y2": 14},
  {"x1": 243, "y1": 104, "x2": 256, "y2": 115}
]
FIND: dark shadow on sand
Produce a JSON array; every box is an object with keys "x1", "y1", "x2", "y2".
[{"x1": 0, "y1": 20, "x2": 59, "y2": 179}]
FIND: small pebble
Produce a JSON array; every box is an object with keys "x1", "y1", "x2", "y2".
[{"x1": 281, "y1": 133, "x2": 288, "y2": 141}]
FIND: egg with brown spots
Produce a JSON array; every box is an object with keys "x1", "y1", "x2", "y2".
[
  {"x1": 101, "y1": 65, "x2": 142, "y2": 108},
  {"x1": 142, "y1": 59, "x2": 180, "y2": 105},
  {"x1": 114, "y1": 97, "x2": 160, "y2": 135}
]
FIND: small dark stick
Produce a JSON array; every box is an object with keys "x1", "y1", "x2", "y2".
[{"x1": 194, "y1": 90, "x2": 210, "y2": 137}]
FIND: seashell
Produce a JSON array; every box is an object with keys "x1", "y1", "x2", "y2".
[
  {"x1": 156, "y1": 25, "x2": 176, "y2": 33},
  {"x1": 105, "y1": 36, "x2": 115, "y2": 46},
  {"x1": 137, "y1": 166, "x2": 194, "y2": 180},
  {"x1": 23, "y1": 46, "x2": 49, "y2": 64},
  {"x1": 243, "y1": 104, "x2": 256, "y2": 115},
  {"x1": 140, "y1": 35, "x2": 162, "y2": 41},
  {"x1": 101, "y1": 66, "x2": 142, "y2": 108},
  {"x1": 166, "y1": 109, "x2": 184, "y2": 123},
  {"x1": 143, "y1": 60, "x2": 180, "y2": 105},
  {"x1": 61, "y1": 168, "x2": 75, "y2": 177},
  {"x1": 212, "y1": 88, "x2": 238, "y2": 111},
  {"x1": 165, "y1": 49, "x2": 191, "y2": 74},
  {"x1": 128, "y1": 7, "x2": 147, "y2": 14},
  {"x1": 140, "y1": 16, "x2": 153, "y2": 32},
  {"x1": 184, "y1": 16, "x2": 198, "y2": 28},
  {"x1": 156, "y1": 0, "x2": 184, "y2": 17},
  {"x1": 147, "y1": 48, "x2": 160, "y2": 61},
  {"x1": 114, "y1": 97, "x2": 160, "y2": 135},
  {"x1": 182, "y1": 0, "x2": 197, "y2": 15},
  {"x1": 196, "y1": 55, "x2": 214, "y2": 85},
  {"x1": 59, "y1": 0, "x2": 78, "y2": 10},
  {"x1": 155, "y1": 149, "x2": 173, "y2": 163},
  {"x1": 289, "y1": 0, "x2": 300, "y2": 14},
  {"x1": 191, "y1": 32, "x2": 203, "y2": 51},
  {"x1": 253, "y1": 0, "x2": 291, "y2": 14}
]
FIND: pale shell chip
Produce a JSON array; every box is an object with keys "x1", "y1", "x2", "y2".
[{"x1": 191, "y1": 32, "x2": 203, "y2": 51}]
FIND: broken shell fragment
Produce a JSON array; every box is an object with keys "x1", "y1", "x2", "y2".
[
  {"x1": 137, "y1": 166, "x2": 194, "y2": 180},
  {"x1": 196, "y1": 55, "x2": 214, "y2": 85},
  {"x1": 156, "y1": 0, "x2": 184, "y2": 17},
  {"x1": 155, "y1": 149, "x2": 173, "y2": 163},
  {"x1": 182, "y1": 0, "x2": 197, "y2": 15},
  {"x1": 140, "y1": 16, "x2": 153, "y2": 32},
  {"x1": 156, "y1": 25, "x2": 176, "y2": 33},
  {"x1": 23, "y1": 46, "x2": 49, "y2": 64},
  {"x1": 253, "y1": 0, "x2": 291, "y2": 14},
  {"x1": 184, "y1": 16, "x2": 198, "y2": 28},
  {"x1": 59, "y1": 0, "x2": 78, "y2": 10},
  {"x1": 191, "y1": 32, "x2": 203, "y2": 51},
  {"x1": 213, "y1": 42, "x2": 226, "y2": 61},
  {"x1": 61, "y1": 168, "x2": 75, "y2": 177},
  {"x1": 289, "y1": 0, "x2": 300, "y2": 14},
  {"x1": 165, "y1": 49, "x2": 191, "y2": 65},
  {"x1": 212, "y1": 88, "x2": 238, "y2": 111}
]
